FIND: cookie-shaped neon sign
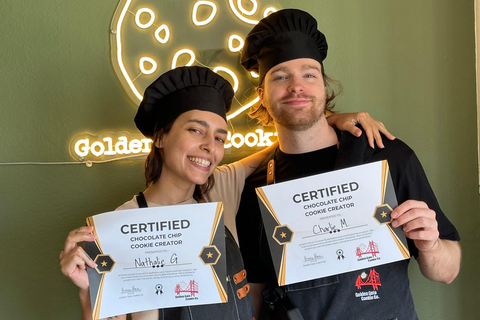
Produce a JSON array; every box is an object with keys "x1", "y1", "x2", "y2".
[{"x1": 110, "y1": 0, "x2": 279, "y2": 121}]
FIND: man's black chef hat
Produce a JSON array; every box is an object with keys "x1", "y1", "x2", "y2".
[
  {"x1": 135, "y1": 66, "x2": 234, "y2": 138},
  {"x1": 241, "y1": 9, "x2": 328, "y2": 84}
]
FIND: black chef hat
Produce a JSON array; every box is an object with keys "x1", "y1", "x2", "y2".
[
  {"x1": 241, "y1": 9, "x2": 328, "y2": 84},
  {"x1": 135, "y1": 66, "x2": 234, "y2": 138}
]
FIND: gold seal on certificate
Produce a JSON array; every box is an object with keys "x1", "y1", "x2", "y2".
[
  {"x1": 84, "y1": 202, "x2": 227, "y2": 319},
  {"x1": 256, "y1": 160, "x2": 410, "y2": 286}
]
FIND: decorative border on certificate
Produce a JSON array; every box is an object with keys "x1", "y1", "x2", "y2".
[
  {"x1": 85, "y1": 216, "x2": 105, "y2": 320},
  {"x1": 256, "y1": 188, "x2": 289, "y2": 285},
  {"x1": 256, "y1": 160, "x2": 410, "y2": 286},
  {"x1": 198, "y1": 202, "x2": 228, "y2": 303},
  {"x1": 377, "y1": 161, "x2": 409, "y2": 258}
]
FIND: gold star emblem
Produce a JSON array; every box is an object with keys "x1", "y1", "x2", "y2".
[
  {"x1": 101, "y1": 260, "x2": 108, "y2": 267},
  {"x1": 381, "y1": 211, "x2": 387, "y2": 218},
  {"x1": 280, "y1": 232, "x2": 287, "y2": 238},
  {"x1": 207, "y1": 252, "x2": 213, "y2": 258}
]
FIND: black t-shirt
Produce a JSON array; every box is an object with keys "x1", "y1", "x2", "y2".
[{"x1": 236, "y1": 132, "x2": 460, "y2": 319}]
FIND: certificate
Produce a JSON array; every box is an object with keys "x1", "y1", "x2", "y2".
[
  {"x1": 256, "y1": 160, "x2": 410, "y2": 286},
  {"x1": 84, "y1": 202, "x2": 227, "y2": 319}
]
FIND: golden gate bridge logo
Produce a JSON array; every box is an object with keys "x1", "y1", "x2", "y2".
[
  {"x1": 175, "y1": 280, "x2": 199, "y2": 297},
  {"x1": 355, "y1": 269, "x2": 381, "y2": 290},
  {"x1": 356, "y1": 241, "x2": 379, "y2": 259}
]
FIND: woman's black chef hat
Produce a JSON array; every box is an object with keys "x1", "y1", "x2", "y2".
[
  {"x1": 135, "y1": 66, "x2": 234, "y2": 138},
  {"x1": 241, "y1": 9, "x2": 328, "y2": 84}
]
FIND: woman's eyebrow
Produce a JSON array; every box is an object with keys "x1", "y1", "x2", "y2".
[
  {"x1": 188, "y1": 119, "x2": 208, "y2": 127},
  {"x1": 217, "y1": 128, "x2": 228, "y2": 135},
  {"x1": 188, "y1": 119, "x2": 227, "y2": 135}
]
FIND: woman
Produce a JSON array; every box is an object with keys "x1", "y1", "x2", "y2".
[{"x1": 60, "y1": 66, "x2": 393, "y2": 320}]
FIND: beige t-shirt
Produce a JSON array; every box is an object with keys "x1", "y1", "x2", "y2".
[
  {"x1": 116, "y1": 196, "x2": 196, "y2": 210},
  {"x1": 204, "y1": 161, "x2": 245, "y2": 244},
  {"x1": 116, "y1": 161, "x2": 245, "y2": 243}
]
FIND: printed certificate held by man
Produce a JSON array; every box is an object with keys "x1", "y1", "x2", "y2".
[{"x1": 255, "y1": 160, "x2": 410, "y2": 286}]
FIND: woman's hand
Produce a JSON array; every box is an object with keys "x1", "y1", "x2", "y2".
[
  {"x1": 59, "y1": 226, "x2": 97, "y2": 291},
  {"x1": 60, "y1": 227, "x2": 126, "y2": 320},
  {"x1": 327, "y1": 112, "x2": 395, "y2": 148}
]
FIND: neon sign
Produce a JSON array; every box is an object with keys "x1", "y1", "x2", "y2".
[
  {"x1": 192, "y1": 1, "x2": 218, "y2": 26},
  {"x1": 109, "y1": 0, "x2": 278, "y2": 119},
  {"x1": 74, "y1": 137, "x2": 151, "y2": 158},
  {"x1": 70, "y1": 130, "x2": 277, "y2": 161}
]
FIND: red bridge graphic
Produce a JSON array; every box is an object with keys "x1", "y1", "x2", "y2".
[
  {"x1": 175, "y1": 280, "x2": 199, "y2": 296},
  {"x1": 355, "y1": 269, "x2": 381, "y2": 290},
  {"x1": 356, "y1": 241, "x2": 379, "y2": 258}
]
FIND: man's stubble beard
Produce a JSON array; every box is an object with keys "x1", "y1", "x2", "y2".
[{"x1": 264, "y1": 94, "x2": 326, "y2": 132}]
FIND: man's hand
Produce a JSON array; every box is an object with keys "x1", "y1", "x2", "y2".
[
  {"x1": 391, "y1": 200, "x2": 461, "y2": 283},
  {"x1": 391, "y1": 200, "x2": 439, "y2": 251}
]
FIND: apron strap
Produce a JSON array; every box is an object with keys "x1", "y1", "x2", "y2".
[{"x1": 136, "y1": 192, "x2": 148, "y2": 208}]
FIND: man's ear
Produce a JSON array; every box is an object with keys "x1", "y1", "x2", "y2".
[{"x1": 257, "y1": 86, "x2": 264, "y2": 104}]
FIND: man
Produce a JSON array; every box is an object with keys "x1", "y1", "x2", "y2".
[{"x1": 235, "y1": 9, "x2": 461, "y2": 320}]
